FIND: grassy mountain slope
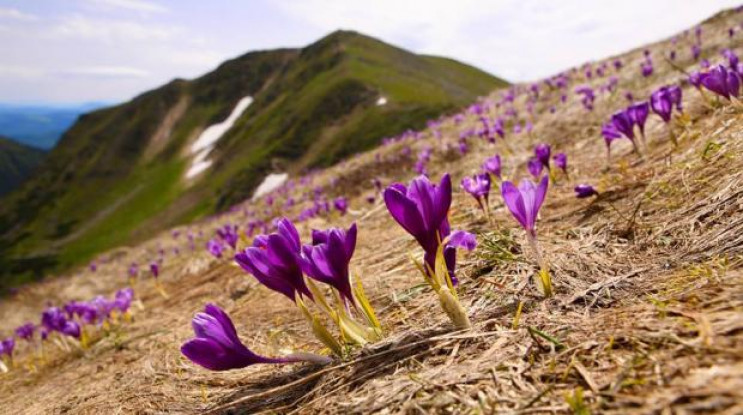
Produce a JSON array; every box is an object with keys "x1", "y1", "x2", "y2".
[
  {"x1": 0, "y1": 7, "x2": 741, "y2": 414},
  {"x1": 0, "y1": 31, "x2": 506, "y2": 285},
  {"x1": 0, "y1": 136, "x2": 46, "y2": 196}
]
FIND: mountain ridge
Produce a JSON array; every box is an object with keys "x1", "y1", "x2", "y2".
[{"x1": 0, "y1": 30, "x2": 507, "y2": 285}]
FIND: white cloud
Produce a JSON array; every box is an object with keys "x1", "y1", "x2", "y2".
[
  {"x1": 58, "y1": 66, "x2": 150, "y2": 78},
  {"x1": 84, "y1": 0, "x2": 168, "y2": 14},
  {"x1": 0, "y1": 64, "x2": 44, "y2": 79},
  {"x1": 50, "y1": 14, "x2": 180, "y2": 42},
  {"x1": 0, "y1": 7, "x2": 39, "y2": 21},
  {"x1": 274, "y1": 0, "x2": 742, "y2": 81}
]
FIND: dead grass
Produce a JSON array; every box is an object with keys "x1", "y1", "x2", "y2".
[{"x1": 1, "y1": 8, "x2": 743, "y2": 415}]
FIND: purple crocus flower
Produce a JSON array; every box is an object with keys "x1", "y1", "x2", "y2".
[
  {"x1": 234, "y1": 218, "x2": 312, "y2": 302},
  {"x1": 534, "y1": 144, "x2": 551, "y2": 168},
  {"x1": 333, "y1": 197, "x2": 348, "y2": 215},
  {"x1": 128, "y1": 263, "x2": 138, "y2": 279},
  {"x1": 41, "y1": 307, "x2": 67, "y2": 332},
  {"x1": 699, "y1": 65, "x2": 740, "y2": 100},
  {"x1": 207, "y1": 238, "x2": 225, "y2": 258},
  {"x1": 650, "y1": 85, "x2": 682, "y2": 123},
  {"x1": 181, "y1": 304, "x2": 326, "y2": 371},
  {"x1": 1, "y1": 338, "x2": 14, "y2": 358},
  {"x1": 61, "y1": 320, "x2": 81, "y2": 339},
  {"x1": 527, "y1": 158, "x2": 543, "y2": 178},
  {"x1": 575, "y1": 184, "x2": 599, "y2": 198},
  {"x1": 610, "y1": 109, "x2": 635, "y2": 141},
  {"x1": 553, "y1": 153, "x2": 567, "y2": 173},
  {"x1": 692, "y1": 44, "x2": 701, "y2": 61},
  {"x1": 482, "y1": 155, "x2": 502, "y2": 179},
  {"x1": 217, "y1": 224, "x2": 239, "y2": 249},
  {"x1": 114, "y1": 288, "x2": 134, "y2": 313},
  {"x1": 384, "y1": 173, "x2": 471, "y2": 284},
  {"x1": 150, "y1": 262, "x2": 160, "y2": 278},
  {"x1": 300, "y1": 224, "x2": 357, "y2": 306},
  {"x1": 627, "y1": 102, "x2": 650, "y2": 137},
  {"x1": 500, "y1": 176, "x2": 549, "y2": 237},
  {"x1": 722, "y1": 49, "x2": 739, "y2": 69},
  {"x1": 15, "y1": 323, "x2": 35, "y2": 341},
  {"x1": 461, "y1": 173, "x2": 491, "y2": 211},
  {"x1": 641, "y1": 60, "x2": 653, "y2": 77}
]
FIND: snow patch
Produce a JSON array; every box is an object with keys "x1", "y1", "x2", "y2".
[
  {"x1": 252, "y1": 173, "x2": 289, "y2": 200},
  {"x1": 186, "y1": 96, "x2": 253, "y2": 179},
  {"x1": 376, "y1": 96, "x2": 388, "y2": 106}
]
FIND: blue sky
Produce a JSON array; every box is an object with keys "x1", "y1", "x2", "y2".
[{"x1": 0, "y1": 0, "x2": 740, "y2": 103}]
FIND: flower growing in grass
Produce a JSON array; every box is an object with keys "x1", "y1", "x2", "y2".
[
  {"x1": 234, "y1": 218, "x2": 312, "y2": 302},
  {"x1": 15, "y1": 323, "x2": 34, "y2": 341},
  {"x1": 627, "y1": 102, "x2": 649, "y2": 143},
  {"x1": 384, "y1": 173, "x2": 476, "y2": 329},
  {"x1": 501, "y1": 176, "x2": 552, "y2": 296},
  {"x1": 299, "y1": 223, "x2": 382, "y2": 347},
  {"x1": 601, "y1": 122, "x2": 622, "y2": 164},
  {"x1": 181, "y1": 303, "x2": 330, "y2": 371},
  {"x1": 461, "y1": 173, "x2": 491, "y2": 219},
  {"x1": 300, "y1": 224, "x2": 357, "y2": 306},
  {"x1": 651, "y1": 85, "x2": 685, "y2": 145},
  {"x1": 699, "y1": 64, "x2": 740, "y2": 101},
  {"x1": 528, "y1": 158, "x2": 543, "y2": 178},
  {"x1": 206, "y1": 238, "x2": 225, "y2": 259},
  {"x1": 149, "y1": 262, "x2": 168, "y2": 298},
  {"x1": 0, "y1": 337, "x2": 15, "y2": 367},
  {"x1": 216, "y1": 224, "x2": 239, "y2": 249},
  {"x1": 235, "y1": 219, "x2": 380, "y2": 357},
  {"x1": 610, "y1": 109, "x2": 641, "y2": 155},
  {"x1": 553, "y1": 153, "x2": 568, "y2": 178},
  {"x1": 333, "y1": 197, "x2": 348, "y2": 215},
  {"x1": 482, "y1": 155, "x2": 502, "y2": 180},
  {"x1": 574, "y1": 184, "x2": 599, "y2": 198}
]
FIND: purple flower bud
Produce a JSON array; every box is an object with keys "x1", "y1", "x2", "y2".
[
  {"x1": 207, "y1": 238, "x2": 225, "y2": 258},
  {"x1": 527, "y1": 158, "x2": 544, "y2": 178},
  {"x1": 461, "y1": 173, "x2": 491, "y2": 210},
  {"x1": 574, "y1": 184, "x2": 598, "y2": 198},
  {"x1": 333, "y1": 197, "x2": 348, "y2": 215},
  {"x1": 482, "y1": 155, "x2": 502, "y2": 179},
  {"x1": 501, "y1": 177, "x2": 549, "y2": 237},
  {"x1": 181, "y1": 304, "x2": 326, "y2": 371},
  {"x1": 15, "y1": 323, "x2": 35, "y2": 341},
  {"x1": 300, "y1": 224, "x2": 357, "y2": 306},
  {"x1": 553, "y1": 153, "x2": 567, "y2": 172},
  {"x1": 534, "y1": 143, "x2": 551, "y2": 167},
  {"x1": 234, "y1": 218, "x2": 312, "y2": 302}
]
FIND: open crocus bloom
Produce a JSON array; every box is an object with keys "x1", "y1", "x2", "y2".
[
  {"x1": 501, "y1": 176, "x2": 549, "y2": 238},
  {"x1": 234, "y1": 218, "x2": 312, "y2": 302},
  {"x1": 300, "y1": 223, "x2": 357, "y2": 306},
  {"x1": 181, "y1": 303, "x2": 330, "y2": 371}
]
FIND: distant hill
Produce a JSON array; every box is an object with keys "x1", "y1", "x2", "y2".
[
  {"x1": 0, "y1": 30, "x2": 507, "y2": 282},
  {"x1": 0, "y1": 136, "x2": 46, "y2": 196},
  {"x1": 0, "y1": 102, "x2": 110, "y2": 149}
]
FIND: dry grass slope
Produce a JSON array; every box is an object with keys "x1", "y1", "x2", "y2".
[{"x1": 1, "y1": 8, "x2": 743, "y2": 415}]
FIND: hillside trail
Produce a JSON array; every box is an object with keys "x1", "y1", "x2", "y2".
[{"x1": 1, "y1": 9, "x2": 743, "y2": 414}]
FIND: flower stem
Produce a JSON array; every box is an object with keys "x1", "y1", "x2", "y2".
[{"x1": 527, "y1": 233, "x2": 552, "y2": 297}]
